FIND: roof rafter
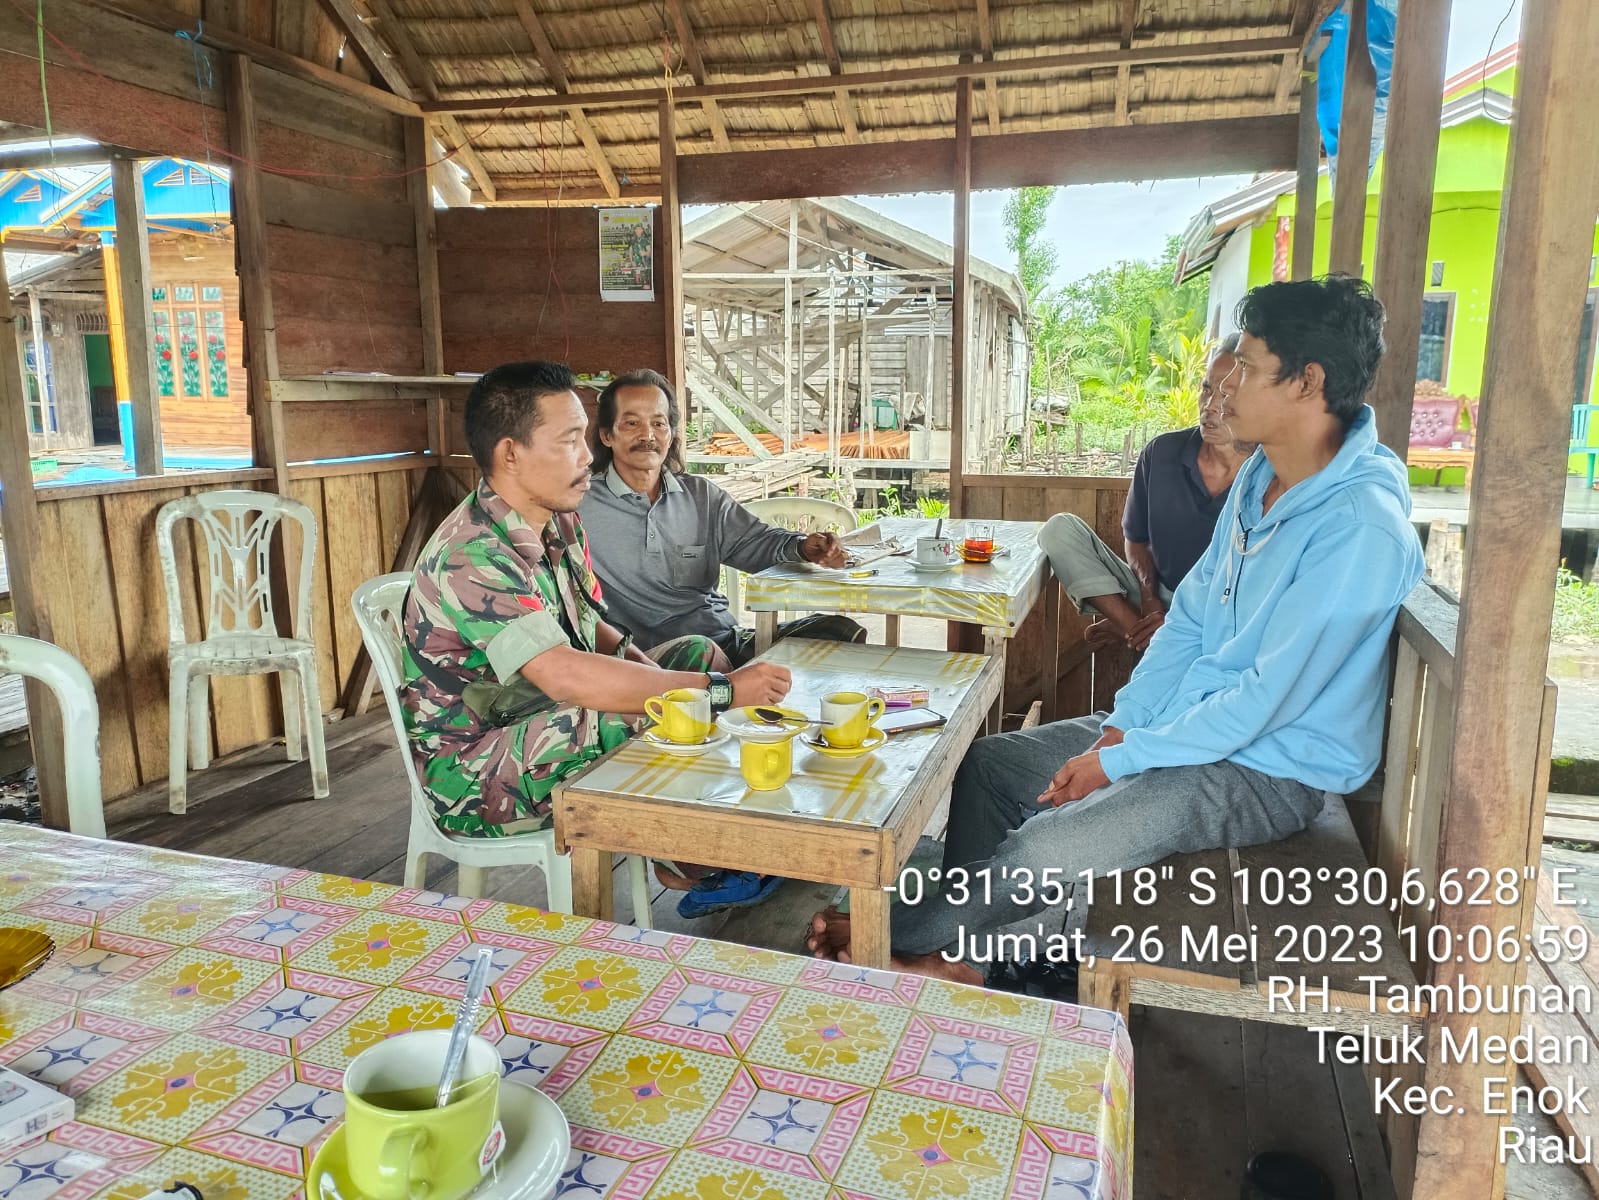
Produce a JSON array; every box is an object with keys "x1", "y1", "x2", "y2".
[
  {"x1": 332, "y1": 0, "x2": 497, "y2": 201},
  {"x1": 426, "y1": 34, "x2": 1302, "y2": 114},
  {"x1": 510, "y1": 0, "x2": 620, "y2": 199},
  {"x1": 974, "y1": 0, "x2": 999, "y2": 132},
  {"x1": 1114, "y1": 0, "x2": 1137, "y2": 125},
  {"x1": 1276, "y1": 0, "x2": 1337, "y2": 107},
  {"x1": 807, "y1": 0, "x2": 860, "y2": 141},
  {"x1": 663, "y1": 0, "x2": 732, "y2": 150}
]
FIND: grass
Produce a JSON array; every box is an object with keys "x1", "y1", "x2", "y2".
[{"x1": 1551, "y1": 565, "x2": 1599, "y2": 642}]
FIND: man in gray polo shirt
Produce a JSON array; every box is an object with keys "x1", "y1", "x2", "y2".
[
  {"x1": 1039, "y1": 335, "x2": 1253, "y2": 652},
  {"x1": 579, "y1": 368, "x2": 865, "y2": 665}
]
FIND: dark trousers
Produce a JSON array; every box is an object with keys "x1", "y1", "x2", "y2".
[{"x1": 716, "y1": 614, "x2": 867, "y2": 667}]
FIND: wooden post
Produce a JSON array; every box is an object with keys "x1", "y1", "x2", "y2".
[
  {"x1": 225, "y1": 54, "x2": 289, "y2": 494},
  {"x1": 1369, "y1": 0, "x2": 1452, "y2": 456},
  {"x1": 100, "y1": 246, "x2": 131, "y2": 446},
  {"x1": 1411, "y1": 5, "x2": 1599, "y2": 1199},
  {"x1": 0, "y1": 249, "x2": 69, "y2": 826},
  {"x1": 407, "y1": 116, "x2": 446, "y2": 456},
  {"x1": 1328, "y1": 0, "x2": 1374, "y2": 277},
  {"x1": 1292, "y1": 61, "x2": 1320, "y2": 281},
  {"x1": 110, "y1": 156, "x2": 164, "y2": 475},
  {"x1": 658, "y1": 99, "x2": 685, "y2": 405},
  {"x1": 950, "y1": 75, "x2": 973, "y2": 517}
]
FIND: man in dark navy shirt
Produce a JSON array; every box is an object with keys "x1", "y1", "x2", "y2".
[{"x1": 1039, "y1": 335, "x2": 1252, "y2": 651}]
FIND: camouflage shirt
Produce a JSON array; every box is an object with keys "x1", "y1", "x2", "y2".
[{"x1": 400, "y1": 481, "x2": 634, "y2": 836}]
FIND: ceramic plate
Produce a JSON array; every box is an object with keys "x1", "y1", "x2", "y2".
[
  {"x1": 306, "y1": 1078, "x2": 570, "y2": 1200},
  {"x1": 802, "y1": 727, "x2": 888, "y2": 758},
  {"x1": 719, "y1": 706, "x2": 812, "y2": 740},
  {"x1": 908, "y1": 559, "x2": 959, "y2": 574},
  {"x1": 640, "y1": 726, "x2": 731, "y2": 756}
]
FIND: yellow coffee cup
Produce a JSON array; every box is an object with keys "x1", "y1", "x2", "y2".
[
  {"x1": 740, "y1": 735, "x2": 793, "y2": 791},
  {"x1": 644, "y1": 687, "x2": 713, "y2": 744},
  {"x1": 821, "y1": 691, "x2": 886, "y2": 748},
  {"x1": 341, "y1": 1029, "x2": 502, "y2": 1200}
]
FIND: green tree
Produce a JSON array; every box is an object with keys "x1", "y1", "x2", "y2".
[{"x1": 1002, "y1": 187, "x2": 1069, "y2": 395}]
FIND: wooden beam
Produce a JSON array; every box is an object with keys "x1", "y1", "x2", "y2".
[
  {"x1": 1291, "y1": 63, "x2": 1320, "y2": 280},
  {"x1": 109, "y1": 157, "x2": 162, "y2": 476},
  {"x1": 678, "y1": 114, "x2": 1298, "y2": 201},
  {"x1": 1369, "y1": 0, "x2": 1451, "y2": 457},
  {"x1": 358, "y1": 0, "x2": 497, "y2": 202},
  {"x1": 407, "y1": 118, "x2": 445, "y2": 459},
  {"x1": 806, "y1": 0, "x2": 860, "y2": 141},
  {"x1": 1415, "y1": 5, "x2": 1599, "y2": 1199},
  {"x1": 317, "y1": 0, "x2": 412, "y2": 97},
  {"x1": 0, "y1": 242, "x2": 68, "y2": 828},
  {"x1": 77, "y1": 0, "x2": 416, "y2": 115},
  {"x1": 950, "y1": 76, "x2": 972, "y2": 518},
  {"x1": 975, "y1": 0, "x2": 1000, "y2": 132},
  {"x1": 1114, "y1": 0, "x2": 1137, "y2": 126},
  {"x1": 660, "y1": 100, "x2": 685, "y2": 404},
  {"x1": 0, "y1": 144, "x2": 143, "y2": 170},
  {"x1": 1328, "y1": 0, "x2": 1374, "y2": 276},
  {"x1": 1274, "y1": 0, "x2": 1322, "y2": 108},
  {"x1": 426, "y1": 34, "x2": 1303, "y2": 114},
  {"x1": 510, "y1": 0, "x2": 620, "y2": 199},
  {"x1": 225, "y1": 54, "x2": 288, "y2": 495},
  {"x1": 663, "y1": 0, "x2": 731, "y2": 150}
]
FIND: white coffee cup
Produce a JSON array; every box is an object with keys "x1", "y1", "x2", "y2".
[{"x1": 914, "y1": 535, "x2": 957, "y2": 566}]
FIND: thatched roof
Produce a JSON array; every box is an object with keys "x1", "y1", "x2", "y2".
[{"x1": 337, "y1": 0, "x2": 1332, "y2": 203}]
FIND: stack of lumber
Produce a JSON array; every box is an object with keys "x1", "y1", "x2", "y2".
[{"x1": 698, "y1": 431, "x2": 912, "y2": 460}]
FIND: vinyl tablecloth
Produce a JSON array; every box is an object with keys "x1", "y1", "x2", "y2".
[{"x1": 0, "y1": 823, "x2": 1132, "y2": 1200}]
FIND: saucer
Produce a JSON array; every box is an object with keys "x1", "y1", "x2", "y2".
[
  {"x1": 720, "y1": 706, "x2": 810, "y2": 740},
  {"x1": 909, "y1": 558, "x2": 959, "y2": 574},
  {"x1": 307, "y1": 1077, "x2": 570, "y2": 1200},
  {"x1": 641, "y1": 726, "x2": 731, "y2": 756},
  {"x1": 804, "y1": 727, "x2": 888, "y2": 758}
]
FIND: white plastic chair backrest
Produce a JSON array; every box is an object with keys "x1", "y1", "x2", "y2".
[
  {"x1": 0, "y1": 633, "x2": 104, "y2": 838},
  {"x1": 155, "y1": 490, "x2": 317, "y2": 646},
  {"x1": 350, "y1": 573, "x2": 431, "y2": 805},
  {"x1": 743, "y1": 497, "x2": 857, "y2": 535}
]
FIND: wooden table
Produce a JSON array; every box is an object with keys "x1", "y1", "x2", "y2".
[
  {"x1": 553, "y1": 638, "x2": 1003, "y2": 971},
  {"x1": 743, "y1": 516, "x2": 1056, "y2": 727},
  {"x1": 0, "y1": 823, "x2": 1133, "y2": 1200}
]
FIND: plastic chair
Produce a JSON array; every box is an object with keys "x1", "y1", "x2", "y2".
[
  {"x1": 351, "y1": 572, "x2": 654, "y2": 923},
  {"x1": 724, "y1": 496, "x2": 857, "y2": 613},
  {"x1": 156, "y1": 490, "x2": 329, "y2": 815},
  {"x1": 0, "y1": 633, "x2": 104, "y2": 838}
]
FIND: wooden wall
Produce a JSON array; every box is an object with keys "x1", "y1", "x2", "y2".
[{"x1": 437, "y1": 206, "x2": 666, "y2": 407}]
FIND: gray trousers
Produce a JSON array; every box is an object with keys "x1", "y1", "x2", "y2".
[
  {"x1": 1037, "y1": 513, "x2": 1173, "y2": 615},
  {"x1": 890, "y1": 715, "x2": 1329, "y2": 958}
]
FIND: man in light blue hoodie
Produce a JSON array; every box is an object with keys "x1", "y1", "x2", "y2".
[{"x1": 806, "y1": 276, "x2": 1425, "y2": 982}]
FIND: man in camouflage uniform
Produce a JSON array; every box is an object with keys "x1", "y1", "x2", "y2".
[{"x1": 402, "y1": 361, "x2": 792, "y2": 840}]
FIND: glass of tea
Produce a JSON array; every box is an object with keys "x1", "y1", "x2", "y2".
[{"x1": 961, "y1": 522, "x2": 995, "y2": 563}]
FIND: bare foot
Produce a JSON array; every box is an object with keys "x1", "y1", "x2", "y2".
[
  {"x1": 654, "y1": 862, "x2": 716, "y2": 891},
  {"x1": 805, "y1": 908, "x2": 983, "y2": 986}
]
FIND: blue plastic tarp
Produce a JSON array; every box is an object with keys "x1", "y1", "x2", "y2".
[{"x1": 1316, "y1": 0, "x2": 1398, "y2": 182}]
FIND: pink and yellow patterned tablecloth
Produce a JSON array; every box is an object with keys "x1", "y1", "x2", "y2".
[{"x1": 0, "y1": 824, "x2": 1133, "y2": 1200}]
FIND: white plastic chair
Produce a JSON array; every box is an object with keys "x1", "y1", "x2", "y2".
[
  {"x1": 156, "y1": 490, "x2": 329, "y2": 815},
  {"x1": 0, "y1": 633, "x2": 104, "y2": 838},
  {"x1": 725, "y1": 496, "x2": 857, "y2": 613},
  {"x1": 351, "y1": 572, "x2": 654, "y2": 923}
]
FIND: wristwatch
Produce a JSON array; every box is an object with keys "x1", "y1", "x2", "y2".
[{"x1": 705, "y1": 671, "x2": 734, "y2": 714}]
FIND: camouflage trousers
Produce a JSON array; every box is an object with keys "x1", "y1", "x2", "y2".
[{"x1": 419, "y1": 635, "x2": 724, "y2": 838}]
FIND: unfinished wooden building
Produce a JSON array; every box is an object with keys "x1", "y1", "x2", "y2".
[{"x1": 682, "y1": 196, "x2": 1028, "y2": 474}]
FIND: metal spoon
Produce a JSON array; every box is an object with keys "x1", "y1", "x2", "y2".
[
  {"x1": 750, "y1": 706, "x2": 820, "y2": 729},
  {"x1": 435, "y1": 947, "x2": 494, "y2": 1109}
]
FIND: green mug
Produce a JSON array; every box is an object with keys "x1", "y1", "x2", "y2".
[{"x1": 342, "y1": 1030, "x2": 502, "y2": 1200}]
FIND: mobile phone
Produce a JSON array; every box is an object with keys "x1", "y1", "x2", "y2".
[{"x1": 876, "y1": 707, "x2": 947, "y2": 735}]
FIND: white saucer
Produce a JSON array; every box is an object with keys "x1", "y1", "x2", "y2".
[
  {"x1": 719, "y1": 706, "x2": 811, "y2": 740},
  {"x1": 641, "y1": 725, "x2": 731, "y2": 756},
  {"x1": 307, "y1": 1077, "x2": 569, "y2": 1200},
  {"x1": 909, "y1": 558, "x2": 959, "y2": 574},
  {"x1": 803, "y1": 727, "x2": 888, "y2": 758}
]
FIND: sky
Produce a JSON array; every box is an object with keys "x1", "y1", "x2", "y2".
[{"x1": 758, "y1": 0, "x2": 1523, "y2": 286}]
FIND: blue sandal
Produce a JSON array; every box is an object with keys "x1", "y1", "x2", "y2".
[{"x1": 675, "y1": 871, "x2": 784, "y2": 919}]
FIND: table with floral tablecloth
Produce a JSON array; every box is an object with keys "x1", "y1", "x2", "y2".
[{"x1": 0, "y1": 824, "x2": 1132, "y2": 1200}]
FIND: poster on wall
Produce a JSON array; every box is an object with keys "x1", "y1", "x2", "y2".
[{"x1": 598, "y1": 208, "x2": 656, "y2": 302}]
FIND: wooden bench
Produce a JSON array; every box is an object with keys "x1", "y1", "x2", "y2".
[{"x1": 1078, "y1": 788, "x2": 1425, "y2": 1040}]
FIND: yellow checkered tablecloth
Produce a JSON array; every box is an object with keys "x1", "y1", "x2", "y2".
[
  {"x1": 572, "y1": 639, "x2": 992, "y2": 828},
  {"x1": 743, "y1": 518, "x2": 1048, "y2": 634},
  {"x1": 0, "y1": 825, "x2": 1133, "y2": 1200}
]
